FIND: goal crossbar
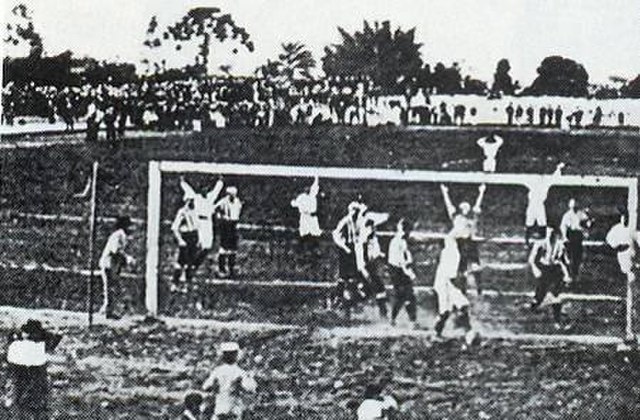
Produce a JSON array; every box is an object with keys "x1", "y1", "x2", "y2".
[{"x1": 145, "y1": 161, "x2": 638, "y2": 342}]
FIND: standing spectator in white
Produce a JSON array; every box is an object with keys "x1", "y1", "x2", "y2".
[
  {"x1": 476, "y1": 134, "x2": 504, "y2": 173},
  {"x1": 560, "y1": 198, "x2": 593, "y2": 279},
  {"x1": 606, "y1": 207, "x2": 639, "y2": 285},
  {"x1": 6, "y1": 320, "x2": 62, "y2": 420},
  {"x1": 180, "y1": 176, "x2": 225, "y2": 270},
  {"x1": 98, "y1": 216, "x2": 135, "y2": 319},
  {"x1": 171, "y1": 196, "x2": 200, "y2": 290},
  {"x1": 387, "y1": 219, "x2": 419, "y2": 329},
  {"x1": 525, "y1": 162, "x2": 564, "y2": 244},
  {"x1": 214, "y1": 187, "x2": 243, "y2": 278},
  {"x1": 356, "y1": 382, "x2": 399, "y2": 420},
  {"x1": 202, "y1": 342, "x2": 257, "y2": 419}
]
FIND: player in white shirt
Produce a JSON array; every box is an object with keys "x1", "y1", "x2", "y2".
[
  {"x1": 214, "y1": 187, "x2": 243, "y2": 278},
  {"x1": 98, "y1": 216, "x2": 135, "y2": 319},
  {"x1": 525, "y1": 162, "x2": 564, "y2": 245},
  {"x1": 606, "y1": 207, "x2": 639, "y2": 284},
  {"x1": 180, "y1": 176, "x2": 225, "y2": 271},
  {"x1": 440, "y1": 183, "x2": 486, "y2": 295},
  {"x1": 202, "y1": 342, "x2": 257, "y2": 419},
  {"x1": 559, "y1": 198, "x2": 593, "y2": 279},
  {"x1": 476, "y1": 134, "x2": 504, "y2": 173},
  {"x1": 387, "y1": 219, "x2": 418, "y2": 328},
  {"x1": 290, "y1": 176, "x2": 322, "y2": 239}
]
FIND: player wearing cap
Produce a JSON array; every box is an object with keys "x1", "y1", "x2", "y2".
[
  {"x1": 171, "y1": 197, "x2": 200, "y2": 290},
  {"x1": 387, "y1": 219, "x2": 418, "y2": 329},
  {"x1": 214, "y1": 187, "x2": 243, "y2": 278},
  {"x1": 356, "y1": 209, "x2": 390, "y2": 319},
  {"x1": 525, "y1": 163, "x2": 564, "y2": 245},
  {"x1": 202, "y1": 342, "x2": 257, "y2": 420},
  {"x1": 440, "y1": 183, "x2": 486, "y2": 295},
  {"x1": 560, "y1": 198, "x2": 593, "y2": 279},
  {"x1": 528, "y1": 226, "x2": 572, "y2": 330},
  {"x1": 476, "y1": 134, "x2": 504, "y2": 173},
  {"x1": 180, "y1": 176, "x2": 225, "y2": 271},
  {"x1": 332, "y1": 201, "x2": 364, "y2": 317},
  {"x1": 606, "y1": 207, "x2": 639, "y2": 285},
  {"x1": 98, "y1": 216, "x2": 135, "y2": 319}
]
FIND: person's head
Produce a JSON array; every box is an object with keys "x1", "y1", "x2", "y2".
[
  {"x1": 363, "y1": 382, "x2": 383, "y2": 400},
  {"x1": 220, "y1": 341, "x2": 240, "y2": 364},
  {"x1": 21, "y1": 319, "x2": 46, "y2": 342},
  {"x1": 568, "y1": 198, "x2": 576, "y2": 210},
  {"x1": 396, "y1": 219, "x2": 409, "y2": 237},
  {"x1": 184, "y1": 392, "x2": 203, "y2": 414},
  {"x1": 348, "y1": 201, "x2": 362, "y2": 218},
  {"x1": 115, "y1": 216, "x2": 132, "y2": 234},
  {"x1": 459, "y1": 201, "x2": 471, "y2": 216},
  {"x1": 226, "y1": 186, "x2": 238, "y2": 200}
]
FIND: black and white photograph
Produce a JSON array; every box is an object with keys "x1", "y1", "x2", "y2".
[{"x1": 1, "y1": 0, "x2": 640, "y2": 418}]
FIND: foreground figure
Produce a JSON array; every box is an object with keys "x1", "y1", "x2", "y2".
[{"x1": 202, "y1": 342, "x2": 257, "y2": 419}]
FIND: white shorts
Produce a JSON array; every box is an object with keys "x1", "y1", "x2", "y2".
[
  {"x1": 482, "y1": 158, "x2": 497, "y2": 173},
  {"x1": 434, "y1": 275, "x2": 470, "y2": 314},
  {"x1": 525, "y1": 201, "x2": 547, "y2": 227},
  {"x1": 299, "y1": 215, "x2": 322, "y2": 237},
  {"x1": 617, "y1": 249, "x2": 635, "y2": 275},
  {"x1": 197, "y1": 219, "x2": 214, "y2": 249}
]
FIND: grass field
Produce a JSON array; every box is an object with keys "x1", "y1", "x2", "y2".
[{"x1": 1, "y1": 126, "x2": 640, "y2": 418}]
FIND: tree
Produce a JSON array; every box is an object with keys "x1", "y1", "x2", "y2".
[
  {"x1": 4, "y1": 3, "x2": 43, "y2": 58},
  {"x1": 322, "y1": 21, "x2": 423, "y2": 93},
  {"x1": 491, "y1": 59, "x2": 515, "y2": 95},
  {"x1": 256, "y1": 42, "x2": 316, "y2": 85},
  {"x1": 621, "y1": 75, "x2": 640, "y2": 98},
  {"x1": 523, "y1": 56, "x2": 589, "y2": 97},
  {"x1": 431, "y1": 62, "x2": 462, "y2": 94},
  {"x1": 143, "y1": 7, "x2": 254, "y2": 74}
]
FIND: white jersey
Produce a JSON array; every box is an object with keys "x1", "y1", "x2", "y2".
[
  {"x1": 291, "y1": 180, "x2": 321, "y2": 237},
  {"x1": 525, "y1": 179, "x2": 553, "y2": 226},
  {"x1": 99, "y1": 229, "x2": 128, "y2": 270},
  {"x1": 180, "y1": 179, "x2": 224, "y2": 249},
  {"x1": 606, "y1": 222, "x2": 638, "y2": 274},
  {"x1": 204, "y1": 363, "x2": 256, "y2": 417},
  {"x1": 357, "y1": 396, "x2": 398, "y2": 420},
  {"x1": 434, "y1": 235, "x2": 469, "y2": 314}
]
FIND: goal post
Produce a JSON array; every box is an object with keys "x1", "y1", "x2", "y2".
[{"x1": 144, "y1": 160, "x2": 638, "y2": 339}]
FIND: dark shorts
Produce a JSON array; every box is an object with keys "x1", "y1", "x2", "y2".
[
  {"x1": 338, "y1": 246, "x2": 357, "y2": 279},
  {"x1": 363, "y1": 260, "x2": 387, "y2": 299},
  {"x1": 178, "y1": 231, "x2": 199, "y2": 266},
  {"x1": 536, "y1": 264, "x2": 564, "y2": 298},
  {"x1": 219, "y1": 220, "x2": 239, "y2": 251},
  {"x1": 457, "y1": 237, "x2": 479, "y2": 272},
  {"x1": 388, "y1": 265, "x2": 415, "y2": 303}
]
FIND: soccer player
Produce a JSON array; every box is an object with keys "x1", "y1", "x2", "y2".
[
  {"x1": 171, "y1": 197, "x2": 200, "y2": 290},
  {"x1": 560, "y1": 198, "x2": 593, "y2": 279},
  {"x1": 291, "y1": 176, "x2": 323, "y2": 267},
  {"x1": 179, "y1": 392, "x2": 203, "y2": 420},
  {"x1": 433, "y1": 233, "x2": 473, "y2": 339},
  {"x1": 356, "y1": 382, "x2": 399, "y2": 420},
  {"x1": 356, "y1": 209, "x2": 390, "y2": 319},
  {"x1": 525, "y1": 162, "x2": 564, "y2": 244},
  {"x1": 476, "y1": 134, "x2": 504, "y2": 173},
  {"x1": 214, "y1": 186, "x2": 243, "y2": 278},
  {"x1": 606, "y1": 207, "x2": 639, "y2": 285},
  {"x1": 440, "y1": 183, "x2": 486, "y2": 295},
  {"x1": 202, "y1": 342, "x2": 257, "y2": 420},
  {"x1": 387, "y1": 219, "x2": 419, "y2": 329},
  {"x1": 527, "y1": 226, "x2": 572, "y2": 330},
  {"x1": 332, "y1": 201, "x2": 364, "y2": 317},
  {"x1": 98, "y1": 216, "x2": 135, "y2": 319},
  {"x1": 180, "y1": 176, "x2": 225, "y2": 271}
]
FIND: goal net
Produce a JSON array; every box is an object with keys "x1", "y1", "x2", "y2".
[{"x1": 146, "y1": 160, "x2": 638, "y2": 340}]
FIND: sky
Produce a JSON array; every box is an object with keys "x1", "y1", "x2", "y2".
[{"x1": 3, "y1": 0, "x2": 640, "y2": 85}]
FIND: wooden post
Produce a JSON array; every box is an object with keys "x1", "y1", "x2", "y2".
[
  {"x1": 87, "y1": 161, "x2": 99, "y2": 327},
  {"x1": 626, "y1": 178, "x2": 638, "y2": 343},
  {"x1": 145, "y1": 161, "x2": 162, "y2": 317}
]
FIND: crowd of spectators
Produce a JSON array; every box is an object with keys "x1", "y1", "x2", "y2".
[{"x1": 2, "y1": 75, "x2": 637, "y2": 140}]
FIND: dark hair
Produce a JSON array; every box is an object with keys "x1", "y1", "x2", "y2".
[
  {"x1": 115, "y1": 216, "x2": 132, "y2": 231},
  {"x1": 184, "y1": 392, "x2": 203, "y2": 411}
]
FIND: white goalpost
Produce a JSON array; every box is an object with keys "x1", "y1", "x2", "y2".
[{"x1": 145, "y1": 160, "x2": 638, "y2": 341}]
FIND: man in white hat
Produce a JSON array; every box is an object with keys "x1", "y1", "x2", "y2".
[
  {"x1": 180, "y1": 176, "x2": 225, "y2": 272},
  {"x1": 214, "y1": 187, "x2": 243, "y2": 278},
  {"x1": 171, "y1": 195, "x2": 200, "y2": 290},
  {"x1": 203, "y1": 342, "x2": 257, "y2": 419}
]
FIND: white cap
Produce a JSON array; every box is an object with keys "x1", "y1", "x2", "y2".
[
  {"x1": 226, "y1": 186, "x2": 238, "y2": 195},
  {"x1": 220, "y1": 341, "x2": 240, "y2": 353}
]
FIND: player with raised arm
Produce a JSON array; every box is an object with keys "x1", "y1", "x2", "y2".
[
  {"x1": 387, "y1": 219, "x2": 419, "y2": 329},
  {"x1": 332, "y1": 201, "x2": 364, "y2": 318},
  {"x1": 476, "y1": 133, "x2": 504, "y2": 173},
  {"x1": 440, "y1": 183, "x2": 486, "y2": 295},
  {"x1": 291, "y1": 176, "x2": 322, "y2": 240},
  {"x1": 171, "y1": 196, "x2": 200, "y2": 291},
  {"x1": 528, "y1": 226, "x2": 572, "y2": 330},
  {"x1": 525, "y1": 162, "x2": 564, "y2": 245},
  {"x1": 179, "y1": 176, "x2": 224, "y2": 272},
  {"x1": 214, "y1": 187, "x2": 243, "y2": 278},
  {"x1": 356, "y1": 208, "x2": 390, "y2": 319}
]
